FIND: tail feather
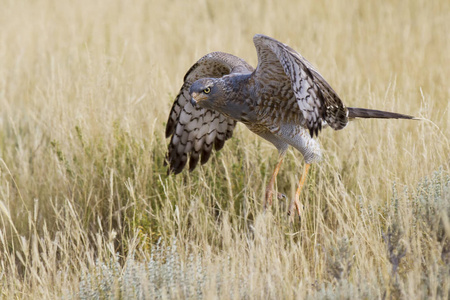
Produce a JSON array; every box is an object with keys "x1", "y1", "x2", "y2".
[{"x1": 347, "y1": 107, "x2": 415, "y2": 120}]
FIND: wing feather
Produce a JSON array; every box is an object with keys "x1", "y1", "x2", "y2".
[
  {"x1": 253, "y1": 34, "x2": 348, "y2": 137},
  {"x1": 165, "y1": 52, "x2": 252, "y2": 174}
]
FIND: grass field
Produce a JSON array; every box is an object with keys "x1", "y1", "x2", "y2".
[{"x1": 0, "y1": 0, "x2": 449, "y2": 298}]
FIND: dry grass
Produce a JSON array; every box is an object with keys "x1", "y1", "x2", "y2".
[{"x1": 0, "y1": 0, "x2": 449, "y2": 298}]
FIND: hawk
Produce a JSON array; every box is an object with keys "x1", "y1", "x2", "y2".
[{"x1": 165, "y1": 34, "x2": 414, "y2": 218}]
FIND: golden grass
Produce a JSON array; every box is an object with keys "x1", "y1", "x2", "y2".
[{"x1": 0, "y1": 0, "x2": 449, "y2": 298}]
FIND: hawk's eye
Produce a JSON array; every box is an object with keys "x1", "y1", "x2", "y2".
[{"x1": 203, "y1": 87, "x2": 211, "y2": 94}]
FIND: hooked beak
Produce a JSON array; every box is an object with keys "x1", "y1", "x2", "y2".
[
  {"x1": 190, "y1": 92, "x2": 203, "y2": 107},
  {"x1": 190, "y1": 97, "x2": 197, "y2": 107}
]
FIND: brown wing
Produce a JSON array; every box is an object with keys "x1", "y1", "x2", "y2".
[
  {"x1": 165, "y1": 52, "x2": 253, "y2": 174},
  {"x1": 253, "y1": 34, "x2": 348, "y2": 137}
]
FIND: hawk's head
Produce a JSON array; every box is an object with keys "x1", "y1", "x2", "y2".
[{"x1": 189, "y1": 78, "x2": 222, "y2": 109}]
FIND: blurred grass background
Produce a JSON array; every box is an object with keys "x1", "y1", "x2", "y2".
[{"x1": 0, "y1": 0, "x2": 449, "y2": 298}]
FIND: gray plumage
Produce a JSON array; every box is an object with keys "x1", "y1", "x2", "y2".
[{"x1": 165, "y1": 34, "x2": 414, "y2": 174}]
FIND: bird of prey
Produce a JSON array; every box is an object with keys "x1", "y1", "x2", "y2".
[{"x1": 165, "y1": 34, "x2": 414, "y2": 217}]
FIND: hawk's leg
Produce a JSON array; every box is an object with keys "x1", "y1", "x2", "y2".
[
  {"x1": 288, "y1": 163, "x2": 311, "y2": 220},
  {"x1": 264, "y1": 155, "x2": 285, "y2": 209}
]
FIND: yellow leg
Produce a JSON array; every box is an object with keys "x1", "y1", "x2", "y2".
[
  {"x1": 289, "y1": 163, "x2": 311, "y2": 218},
  {"x1": 264, "y1": 156, "x2": 284, "y2": 209}
]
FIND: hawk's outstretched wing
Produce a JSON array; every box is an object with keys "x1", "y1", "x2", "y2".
[
  {"x1": 165, "y1": 52, "x2": 254, "y2": 174},
  {"x1": 253, "y1": 34, "x2": 348, "y2": 137}
]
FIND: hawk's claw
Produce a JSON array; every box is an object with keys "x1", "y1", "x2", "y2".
[
  {"x1": 277, "y1": 192, "x2": 287, "y2": 200},
  {"x1": 287, "y1": 211, "x2": 302, "y2": 223}
]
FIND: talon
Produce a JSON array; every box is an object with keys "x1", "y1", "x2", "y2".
[
  {"x1": 287, "y1": 207, "x2": 302, "y2": 222},
  {"x1": 277, "y1": 192, "x2": 287, "y2": 200}
]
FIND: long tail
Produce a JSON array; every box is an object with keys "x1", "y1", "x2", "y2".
[{"x1": 347, "y1": 107, "x2": 416, "y2": 120}]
